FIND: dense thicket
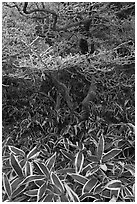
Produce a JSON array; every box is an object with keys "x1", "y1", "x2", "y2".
[{"x1": 2, "y1": 2, "x2": 135, "y2": 202}]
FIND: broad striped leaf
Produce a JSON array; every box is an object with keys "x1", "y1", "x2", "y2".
[
  {"x1": 9, "y1": 146, "x2": 25, "y2": 157},
  {"x1": 82, "y1": 176, "x2": 98, "y2": 194},
  {"x1": 42, "y1": 194, "x2": 54, "y2": 202},
  {"x1": 36, "y1": 162, "x2": 50, "y2": 178},
  {"x1": 37, "y1": 181, "x2": 48, "y2": 201},
  {"x1": 60, "y1": 149, "x2": 75, "y2": 161},
  {"x1": 105, "y1": 180, "x2": 122, "y2": 190},
  {"x1": 80, "y1": 192, "x2": 98, "y2": 202},
  {"x1": 33, "y1": 162, "x2": 43, "y2": 175},
  {"x1": 87, "y1": 155, "x2": 99, "y2": 163},
  {"x1": 11, "y1": 184, "x2": 26, "y2": 198},
  {"x1": 93, "y1": 182, "x2": 104, "y2": 195},
  {"x1": 46, "y1": 152, "x2": 56, "y2": 171},
  {"x1": 25, "y1": 189, "x2": 38, "y2": 197},
  {"x1": 102, "y1": 149, "x2": 121, "y2": 163},
  {"x1": 20, "y1": 175, "x2": 46, "y2": 186},
  {"x1": 24, "y1": 161, "x2": 33, "y2": 176},
  {"x1": 11, "y1": 177, "x2": 23, "y2": 192},
  {"x1": 27, "y1": 146, "x2": 39, "y2": 160},
  {"x1": 68, "y1": 173, "x2": 88, "y2": 185},
  {"x1": 57, "y1": 168, "x2": 75, "y2": 174},
  {"x1": 124, "y1": 164, "x2": 135, "y2": 176},
  {"x1": 3, "y1": 173, "x2": 12, "y2": 199},
  {"x1": 64, "y1": 182, "x2": 80, "y2": 202},
  {"x1": 10, "y1": 154, "x2": 24, "y2": 178},
  {"x1": 49, "y1": 183, "x2": 62, "y2": 195},
  {"x1": 51, "y1": 172, "x2": 64, "y2": 193},
  {"x1": 60, "y1": 194, "x2": 69, "y2": 202},
  {"x1": 75, "y1": 151, "x2": 84, "y2": 173}
]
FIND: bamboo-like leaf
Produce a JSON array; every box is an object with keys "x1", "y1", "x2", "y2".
[
  {"x1": 60, "y1": 194, "x2": 69, "y2": 202},
  {"x1": 3, "y1": 173, "x2": 12, "y2": 199},
  {"x1": 87, "y1": 155, "x2": 99, "y2": 163},
  {"x1": 100, "y1": 163, "x2": 107, "y2": 171},
  {"x1": 27, "y1": 146, "x2": 39, "y2": 160},
  {"x1": 33, "y1": 162, "x2": 44, "y2": 175},
  {"x1": 19, "y1": 175, "x2": 46, "y2": 186},
  {"x1": 80, "y1": 192, "x2": 98, "y2": 202},
  {"x1": 10, "y1": 154, "x2": 24, "y2": 178},
  {"x1": 105, "y1": 180, "x2": 122, "y2": 190},
  {"x1": 25, "y1": 189, "x2": 38, "y2": 197},
  {"x1": 11, "y1": 177, "x2": 23, "y2": 192},
  {"x1": 124, "y1": 164, "x2": 135, "y2": 176},
  {"x1": 46, "y1": 152, "x2": 56, "y2": 171},
  {"x1": 68, "y1": 173, "x2": 88, "y2": 185},
  {"x1": 102, "y1": 149, "x2": 121, "y2": 163},
  {"x1": 37, "y1": 181, "x2": 48, "y2": 201},
  {"x1": 11, "y1": 184, "x2": 26, "y2": 198},
  {"x1": 51, "y1": 172, "x2": 64, "y2": 193},
  {"x1": 36, "y1": 162, "x2": 50, "y2": 178},
  {"x1": 93, "y1": 182, "x2": 104, "y2": 195},
  {"x1": 64, "y1": 182, "x2": 80, "y2": 202},
  {"x1": 49, "y1": 183, "x2": 62, "y2": 195},
  {"x1": 97, "y1": 133, "x2": 104, "y2": 161},
  {"x1": 42, "y1": 193, "x2": 54, "y2": 202},
  {"x1": 75, "y1": 151, "x2": 84, "y2": 173},
  {"x1": 60, "y1": 149, "x2": 75, "y2": 161},
  {"x1": 9, "y1": 146, "x2": 25, "y2": 157},
  {"x1": 57, "y1": 168, "x2": 75, "y2": 174},
  {"x1": 82, "y1": 176, "x2": 98, "y2": 194},
  {"x1": 24, "y1": 161, "x2": 33, "y2": 177},
  {"x1": 109, "y1": 195, "x2": 117, "y2": 202}
]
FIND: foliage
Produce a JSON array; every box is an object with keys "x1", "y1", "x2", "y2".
[{"x1": 2, "y1": 2, "x2": 135, "y2": 202}]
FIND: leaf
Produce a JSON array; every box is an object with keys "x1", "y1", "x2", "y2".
[
  {"x1": 36, "y1": 162, "x2": 50, "y2": 178},
  {"x1": 46, "y1": 152, "x2": 56, "y2": 171},
  {"x1": 8, "y1": 146, "x2": 25, "y2": 157},
  {"x1": 11, "y1": 177, "x2": 23, "y2": 192},
  {"x1": 109, "y1": 195, "x2": 117, "y2": 202},
  {"x1": 42, "y1": 193, "x2": 54, "y2": 202},
  {"x1": 84, "y1": 164, "x2": 99, "y2": 177},
  {"x1": 37, "y1": 181, "x2": 48, "y2": 201},
  {"x1": 20, "y1": 175, "x2": 46, "y2": 186},
  {"x1": 75, "y1": 150, "x2": 84, "y2": 173},
  {"x1": 80, "y1": 192, "x2": 99, "y2": 202},
  {"x1": 82, "y1": 176, "x2": 98, "y2": 194},
  {"x1": 68, "y1": 173, "x2": 88, "y2": 185},
  {"x1": 87, "y1": 155, "x2": 99, "y2": 163},
  {"x1": 124, "y1": 164, "x2": 135, "y2": 176},
  {"x1": 11, "y1": 184, "x2": 26, "y2": 199},
  {"x1": 100, "y1": 163, "x2": 107, "y2": 171},
  {"x1": 24, "y1": 161, "x2": 33, "y2": 176},
  {"x1": 57, "y1": 168, "x2": 75, "y2": 174},
  {"x1": 25, "y1": 189, "x2": 38, "y2": 197},
  {"x1": 102, "y1": 149, "x2": 121, "y2": 163},
  {"x1": 10, "y1": 154, "x2": 24, "y2": 178},
  {"x1": 51, "y1": 172, "x2": 64, "y2": 193},
  {"x1": 97, "y1": 133, "x2": 104, "y2": 160},
  {"x1": 93, "y1": 183, "x2": 104, "y2": 195},
  {"x1": 33, "y1": 162, "x2": 44, "y2": 175},
  {"x1": 49, "y1": 183, "x2": 62, "y2": 195},
  {"x1": 64, "y1": 182, "x2": 80, "y2": 202},
  {"x1": 105, "y1": 180, "x2": 122, "y2": 190},
  {"x1": 3, "y1": 173, "x2": 12, "y2": 199},
  {"x1": 27, "y1": 146, "x2": 39, "y2": 160},
  {"x1": 60, "y1": 194, "x2": 69, "y2": 202},
  {"x1": 12, "y1": 195, "x2": 28, "y2": 202},
  {"x1": 124, "y1": 186, "x2": 133, "y2": 197},
  {"x1": 60, "y1": 149, "x2": 75, "y2": 161}
]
